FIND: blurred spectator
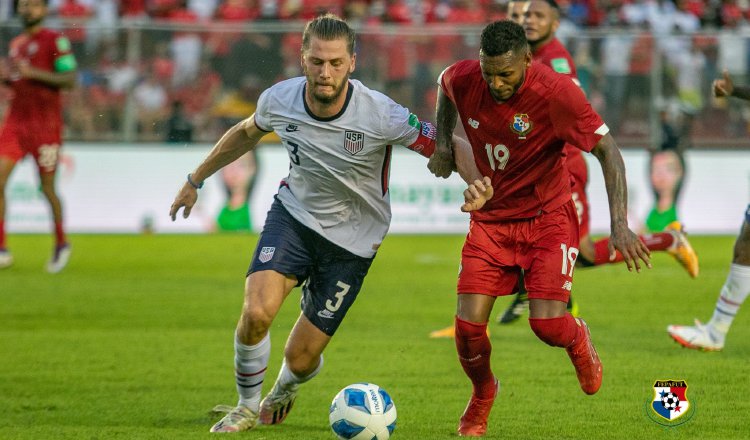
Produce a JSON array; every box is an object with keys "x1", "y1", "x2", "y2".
[
  {"x1": 212, "y1": 74, "x2": 279, "y2": 141},
  {"x1": 58, "y1": 0, "x2": 91, "y2": 63},
  {"x1": 165, "y1": 100, "x2": 194, "y2": 143},
  {"x1": 188, "y1": 0, "x2": 220, "y2": 19},
  {"x1": 165, "y1": 1, "x2": 202, "y2": 86},
  {"x1": 133, "y1": 69, "x2": 169, "y2": 139},
  {"x1": 224, "y1": 33, "x2": 282, "y2": 88},
  {"x1": 120, "y1": 0, "x2": 148, "y2": 18}
]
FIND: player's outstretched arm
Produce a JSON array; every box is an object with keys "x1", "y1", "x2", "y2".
[
  {"x1": 591, "y1": 133, "x2": 652, "y2": 272},
  {"x1": 428, "y1": 87, "x2": 458, "y2": 179},
  {"x1": 170, "y1": 115, "x2": 266, "y2": 220},
  {"x1": 461, "y1": 176, "x2": 493, "y2": 212}
]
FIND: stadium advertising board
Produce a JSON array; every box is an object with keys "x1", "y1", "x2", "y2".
[{"x1": 5, "y1": 144, "x2": 750, "y2": 234}]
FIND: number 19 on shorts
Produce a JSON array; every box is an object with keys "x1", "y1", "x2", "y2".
[{"x1": 560, "y1": 243, "x2": 579, "y2": 277}]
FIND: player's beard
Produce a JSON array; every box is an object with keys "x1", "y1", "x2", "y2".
[
  {"x1": 309, "y1": 74, "x2": 350, "y2": 105},
  {"x1": 22, "y1": 16, "x2": 44, "y2": 29}
]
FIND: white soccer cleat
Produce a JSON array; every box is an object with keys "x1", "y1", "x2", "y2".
[
  {"x1": 209, "y1": 404, "x2": 258, "y2": 433},
  {"x1": 0, "y1": 249, "x2": 13, "y2": 269},
  {"x1": 46, "y1": 243, "x2": 71, "y2": 274},
  {"x1": 259, "y1": 381, "x2": 298, "y2": 425},
  {"x1": 667, "y1": 319, "x2": 725, "y2": 351}
]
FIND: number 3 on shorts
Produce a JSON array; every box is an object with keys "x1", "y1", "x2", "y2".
[{"x1": 325, "y1": 281, "x2": 351, "y2": 312}]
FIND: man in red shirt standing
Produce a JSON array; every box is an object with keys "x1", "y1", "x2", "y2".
[
  {"x1": 0, "y1": 0, "x2": 77, "y2": 272},
  {"x1": 494, "y1": 0, "x2": 699, "y2": 324},
  {"x1": 428, "y1": 20, "x2": 650, "y2": 437}
]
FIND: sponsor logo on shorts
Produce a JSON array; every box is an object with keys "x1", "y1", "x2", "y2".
[
  {"x1": 317, "y1": 309, "x2": 335, "y2": 319},
  {"x1": 258, "y1": 246, "x2": 275, "y2": 263},
  {"x1": 562, "y1": 280, "x2": 573, "y2": 291}
]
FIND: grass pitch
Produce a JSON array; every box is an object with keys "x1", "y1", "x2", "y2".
[{"x1": 0, "y1": 233, "x2": 748, "y2": 439}]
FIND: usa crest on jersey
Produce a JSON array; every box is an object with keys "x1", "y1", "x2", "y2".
[
  {"x1": 510, "y1": 114, "x2": 533, "y2": 139},
  {"x1": 651, "y1": 380, "x2": 690, "y2": 421},
  {"x1": 344, "y1": 130, "x2": 365, "y2": 155}
]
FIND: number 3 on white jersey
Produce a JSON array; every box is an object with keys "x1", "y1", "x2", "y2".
[{"x1": 484, "y1": 143, "x2": 509, "y2": 171}]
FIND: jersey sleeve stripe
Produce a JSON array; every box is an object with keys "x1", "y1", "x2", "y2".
[
  {"x1": 254, "y1": 118, "x2": 273, "y2": 133},
  {"x1": 381, "y1": 145, "x2": 392, "y2": 196},
  {"x1": 594, "y1": 124, "x2": 610, "y2": 136}
]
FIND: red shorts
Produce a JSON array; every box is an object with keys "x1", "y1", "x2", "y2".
[
  {"x1": 0, "y1": 120, "x2": 62, "y2": 173},
  {"x1": 568, "y1": 154, "x2": 590, "y2": 238},
  {"x1": 458, "y1": 199, "x2": 580, "y2": 302}
]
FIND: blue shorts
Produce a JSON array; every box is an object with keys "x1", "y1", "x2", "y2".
[{"x1": 248, "y1": 197, "x2": 375, "y2": 336}]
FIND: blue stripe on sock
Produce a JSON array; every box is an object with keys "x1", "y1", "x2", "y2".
[
  {"x1": 236, "y1": 380, "x2": 263, "y2": 389},
  {"x1": 715, "y1": 306, "x2": 736, "y2": 317}
]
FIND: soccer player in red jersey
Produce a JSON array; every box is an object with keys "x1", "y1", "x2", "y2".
[
  {"x1": 427, "y1": 21, "x2": 651, "y2": 437},
  {"x1": 0, "y1": 0, "x2": 77, "y2": 272},
  {"x1": 495, "y1": 0, "x2": 700, "y2": 324}
]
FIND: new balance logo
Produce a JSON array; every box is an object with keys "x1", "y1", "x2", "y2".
[
  {"x1": 285, "y1": 124, "x2": 300, "y2": 132},
  {"x1": 317, "y1": 309, "x2": 335, "y2": 319},
  {"x1": 468, "y1": 118, "x2": 479, "y2": 129},
  {"x1": 562, "y1": 281, "x2": 573, "y2": 291}
]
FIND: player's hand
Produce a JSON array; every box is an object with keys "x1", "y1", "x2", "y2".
[
  {"x1": 12, "y1": 59, "x2": 32, "y2": 79},
  {"x1": 608, "y1": 224, "x2": 652, "y2": 273},
  {"x1": 461, "y1": 176, "x2": 493, "y2": 212},
  {"x1": 713, "y1": 69, "x2": 734, "y2": 98},
  {"x1": 427, "y1": 146, "x2": 456, "y2": 179},
  {"x1": 169, "y1": 183, "x2": 198, "y2": 221}
]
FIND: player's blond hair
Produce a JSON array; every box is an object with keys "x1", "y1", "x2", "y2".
[{"x1": 302, "y1": 13, "x2": 356, "y2": 56}]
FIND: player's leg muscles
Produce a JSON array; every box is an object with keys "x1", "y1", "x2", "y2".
[
  {"x1": 238, "y1": 271, "x2": 298, "y2": 345},
  {"x1": 284, "y1": 314, "x2": 330, "y2": 376},
  {"x1": 39, "y1": 171, "x2": 64, "y2": 223},
  {"x1": 733, "y1": 219, "x2": 750, "y2": 265}
]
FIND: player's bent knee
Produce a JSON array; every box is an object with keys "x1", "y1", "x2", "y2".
[{"x1": 529, "y1": 318, "x2": 570, "y2": 347}]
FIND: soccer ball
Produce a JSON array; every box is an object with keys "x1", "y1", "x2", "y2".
[
  {"x1": 661, "y1": 392, "x2": 680, "y2": 410},
  {"x1": 329, "y1": 383, "x2": 397, "y2": 440}
]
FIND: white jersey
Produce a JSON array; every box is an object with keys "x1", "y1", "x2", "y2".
[{"x1": 254, "y1": 77, "x2": 425, "y2": 258}]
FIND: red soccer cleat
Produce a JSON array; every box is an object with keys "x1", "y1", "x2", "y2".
[
  {"x1": 565, "y1": 318, "x2": 602, "y2": 395},
  {"x1": 457, "y1": 378, "x2": 499, "y2": 437}
]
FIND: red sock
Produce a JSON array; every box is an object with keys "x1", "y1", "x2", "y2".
[
  {"x1": 455, "y1": 316, "x2": 495, "y2": 399},
  {"x1": 593, "y1": 232, "x2": 674, "y2": 265},
  {"x1": 528, "y1": 314, "x2": 578, "y2": 347},
  {"x1": 0, "y1": 220, "x2": 5, "y2": 249},
  {"x1": 54, "y1": 221, "x2": 66, "y2": 246}
]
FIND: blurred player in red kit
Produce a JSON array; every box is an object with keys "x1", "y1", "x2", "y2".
[
  {"x1": 427, "y1": 20, "x2": 651, "y2": 437},
  {"x1": 0, "y1": 0, "x2": 77, "y2": 272}
]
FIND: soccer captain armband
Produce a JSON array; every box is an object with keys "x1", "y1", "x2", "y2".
[{"x1": 407, "y1": 120, "x2": 437, "y2": 158}]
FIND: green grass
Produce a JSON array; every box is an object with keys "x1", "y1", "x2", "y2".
[{"x1": 0, "y1": 233, "x2": 747, "y2": 439}]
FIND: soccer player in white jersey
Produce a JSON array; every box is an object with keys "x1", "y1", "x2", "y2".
[
  {"x1": 169, "y1": 13, "x2": 491, "y2": 433},
  {"x1": 667, "y1": 70, "x2": 750, "y2": 351}
]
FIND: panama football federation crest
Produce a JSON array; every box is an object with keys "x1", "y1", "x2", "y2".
[
  {"x1": 258, "y1": 246, "x2": 275, "y2": 263},
  {"x1": 344, "y1": 130, "x2": 365, "y2": 155},
  {"x1": 510, "y1": 114, "x2": 533, "y2": 139},
  {"x1": 648, "y1": 380, "x2": 693, "y2": 425}
]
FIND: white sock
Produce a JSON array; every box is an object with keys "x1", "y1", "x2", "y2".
[
  {"x1": 273, "y1": 355, "x2": 324, "y2": 391},
  {"x1": 707, "y1": 263, "x2": 750, "y2": 334},
  {"x1": 235, "y1": 332, "x2": 271, "y2": 411}
]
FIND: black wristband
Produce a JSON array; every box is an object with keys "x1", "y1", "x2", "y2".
[{"x1": 187, "y1": 173, "x2": 203, "y2": 189}]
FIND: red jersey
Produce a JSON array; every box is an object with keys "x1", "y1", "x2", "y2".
[
  {"x1": 440, "y1": 61, "x2": 607, "y2": 220},
  {"x1": 5, "y1": 28, "x2": 75, "y2": 129},
  {"x1": 533, "y1": 38, "x2": 577, "y2": 78},
  {"x1": 533, "y1": 38, "x2": 588, "y2": 202}
]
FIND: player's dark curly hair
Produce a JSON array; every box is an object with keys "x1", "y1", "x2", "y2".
[
  {"x1": 302, "y1": 13, "x2": 356, "y2": 56},
  {"x1": 480, "y1": 20, "x2": 528, "y2": 58}
]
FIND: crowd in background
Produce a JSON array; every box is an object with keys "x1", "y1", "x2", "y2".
[{"x1": 1, "y1": 0, "x2": 750, "y2": 145}]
